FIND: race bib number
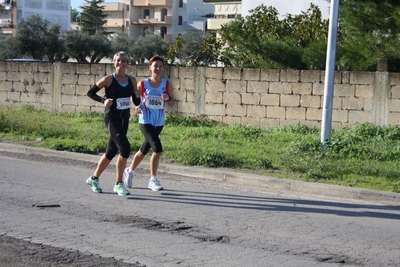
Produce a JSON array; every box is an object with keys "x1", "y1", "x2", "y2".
[
  {"x1": 116, "y1": 97, "x2": 131, "y2": 110},
  {"x1": 145, "y1": 95, "x2": 164, "y2": 109}
]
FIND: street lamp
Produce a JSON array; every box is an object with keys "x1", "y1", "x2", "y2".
[
  {"x1": 76, "y1": 13, "x2": 82, "y2": 30},
  {"x1": 195, "y1": 7, "x2": 206, "y2": 34}
]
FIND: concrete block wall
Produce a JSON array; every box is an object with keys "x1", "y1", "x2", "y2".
[{"x1": 0, "y1": 61, "x2": 399, "y2": 129}]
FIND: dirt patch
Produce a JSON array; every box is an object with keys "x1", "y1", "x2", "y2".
[
  {"x1": 108, "y1": 216, "x2": 230, "y2": 243},
  {"x1": 0, "y1": 235, "x2": 143, "y2": 267}
]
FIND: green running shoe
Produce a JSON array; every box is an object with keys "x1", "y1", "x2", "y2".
[
  {"x1": 113, "y1": 181, "x2": 130, "y2": 196},
  {"x1": 86, "y1": 176, "x2": 103, "y2": 193}
]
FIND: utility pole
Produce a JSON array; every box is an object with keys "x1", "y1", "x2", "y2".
[
  {"x1": 321, "y1": 0, "x2": 340, "y2": 150},
  {"x1": 76, "y1": 13, "x2": 82, "y2": 31}
]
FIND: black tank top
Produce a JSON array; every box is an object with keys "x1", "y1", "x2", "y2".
[{"x1": 104, "y1": 75, "x2": 133, "y2": 116}]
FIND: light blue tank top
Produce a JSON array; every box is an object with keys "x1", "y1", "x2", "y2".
[{"x1": 138, "y1": 78, "x2": 168, "y2": 126}]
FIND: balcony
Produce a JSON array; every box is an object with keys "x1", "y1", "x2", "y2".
[
  {"x1": 0, "y1": 19, "x2": 12, "y2": 28},
  {"x1": 0, "y1": 21, "x2": 14, "y2": 36},
  {"x1": 207, "y1": 18, "x2": 235, "y2": 31},
  {"x1": 133, "y1": 0, "x2": 173, "y2": 7},
  {"x1": 105, "y1": 18, "x2": 125, "y2": 27},
  {"x1": 132, "y1": 15, "x2": 172, "y2": 25},
  {"x1": 102, "y1": 3, "x2": 125, "y2": 11}
]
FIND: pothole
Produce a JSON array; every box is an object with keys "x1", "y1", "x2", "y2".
[{"x1": 107, "y1": 216, "x2": 230, "y2": 243}]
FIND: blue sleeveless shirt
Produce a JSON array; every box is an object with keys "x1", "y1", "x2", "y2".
[{"x1": 138, "y1": 78, "x2": 168, "y2": 126}]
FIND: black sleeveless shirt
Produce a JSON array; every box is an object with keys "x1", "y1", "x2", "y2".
[{"x1": 104, "y1": 75, "x2": 138, "y2": 117}]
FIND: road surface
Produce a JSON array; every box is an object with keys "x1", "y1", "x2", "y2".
[{"x1": 0, "y1": 144, "x2": 399, "y2": 266}]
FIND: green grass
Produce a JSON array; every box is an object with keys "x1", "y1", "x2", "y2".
[{"x1": 1, "y1": 105, "x2": 400, "y2": 193}]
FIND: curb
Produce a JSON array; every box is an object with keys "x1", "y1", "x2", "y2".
[{"x1": 1, "y1": 142, "x2": 399, "y2": 206}]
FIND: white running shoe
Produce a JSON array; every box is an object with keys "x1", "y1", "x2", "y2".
[
  {"x1": 123, "y1": 167, "x2": 133, "y2": 188},
  {"x1": 148, "y1": 177, "x2": 163, "y2": 191}
]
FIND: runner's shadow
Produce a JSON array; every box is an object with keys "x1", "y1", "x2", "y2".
[{"x1": 128, "y1": 188, "x2": 400, "y2": 220}]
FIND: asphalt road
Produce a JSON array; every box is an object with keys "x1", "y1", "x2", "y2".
[{"x1": 0, "y1": 143, "x2": 399, "y2": 267}]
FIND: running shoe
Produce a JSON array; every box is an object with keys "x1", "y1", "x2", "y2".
[
  {"x1": 86, "y1": 176, "x2": 103, "y2": 193},
  {"x1": 148, "y1": 177, "x2": 163, "y2": 191},
  {"x1": 113, "y1": 181, "x2": 130, "y2": 196},
  {"x1": 123, "y1": 167, "x2": 133, "y2": 188}
]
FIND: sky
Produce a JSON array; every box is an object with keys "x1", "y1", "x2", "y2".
[
  {"x1": 71, "y1": 0, "x2": 120, "y2": 10},
  {"x1": 242, "y1": 0, "x2": 331, "y2": 19}
]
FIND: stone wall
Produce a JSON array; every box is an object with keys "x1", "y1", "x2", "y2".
[{"x1": 1, "y1": 61, "x2": 400, "y2": 128}]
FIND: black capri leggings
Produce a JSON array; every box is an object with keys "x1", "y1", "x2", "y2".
[
  {"x1": 139, "y1": 124, "x2": 164, "y2": 155},
  {"x1": 104, "y1": 113, "x2": 131, "y2": 159}
]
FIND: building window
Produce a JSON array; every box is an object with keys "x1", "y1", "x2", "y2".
[
  {"x1": 143, "y1": 26, "x2": 148, "y2": 36},
  {"x1": 161, "y1": 8, "x2": 167, "y2": 22},
  {"x1": 178, "y1": 16, "x2": 182, "y2": 25},
  {"x1": 144, "y1": 9, "x2": 150, "y2": 18},
  {"x1": 125, "y1": 21, "x2": 129, "y2": 28},
  {"x1": 126, "y1": 5, "x2": 129, "y2": 11},
  {"x1": 161, "y1": 26, "x2": 167, "y2": 39},
  {"x1": 179, "y1": 0, "x2": 183, "y2": 8}
]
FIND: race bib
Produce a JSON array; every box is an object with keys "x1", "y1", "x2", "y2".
[
  {"x1": 145, "y1": 95, "x2": 164, "y2": 109},
  {"x1": 116, "y1": 97, "x2": 130, "y2": 110}
]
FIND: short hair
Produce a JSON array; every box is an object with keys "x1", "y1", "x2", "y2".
[
  {"x1": 149, "y1": 55, "x2": 165, "y2": 66},
  {"x1": 113, "y1": 51, "x2": 130, "y2": 64}
]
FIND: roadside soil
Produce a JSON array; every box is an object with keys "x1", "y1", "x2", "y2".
[{"x1": 0, "y1": 235, "x2": 142, "y2": 267}]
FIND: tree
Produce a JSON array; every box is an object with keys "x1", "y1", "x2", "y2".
[
  {"x1": 63, "y1": 30, "x2": 111, "y2": 63},
  {"x1": 88, "y1": 33, "x2": 112, "y2": 63},
  {"x1": 334, "y1": 0, "x2": 400, "y2": 71},
  {"x1": 110, "y1": 33, "x2": 135, "y2": 62},
  {"x1": 11, "y1": 14, "x2": 63, "y2": 60},
  {"x1": 168, "y1": 31, "x2": 222, "y2": 66},
  {"x1": 168, "y1": 31, "x2": 203, "y2": 66},
  {"x1": 71, "y1": 8, "x2": 80, "y2": 23},
  {"x1": 130, "y1": 32, "x2": 168, "y2": 64},
  {"x1": 283, "y1": 4, "x2": 328, "y2": 48},
  {"x1": 0, "y1": 37, "x2": 18, "y2": 60},
  {"x1": 218, "y1": 4, "x2": 328, "y2": 69},
  {"x1": 80, "y1": 0, "x2": 108, "y2": 35},
  {"x1": 197, "y1": 35, "x2": 224, "y2": 67},
  {"x1": 63, "y1": 30, "x2": 91, "y2": 63}
]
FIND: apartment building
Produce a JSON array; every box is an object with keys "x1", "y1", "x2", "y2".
[
  {"x1": 203, "y1": 0, "x2": 241, "y2": 37},
  {"x1": 98, "y1": 0, "x2": 244, "y2": 43},
  {"x1": 0, "y1": 0, "x2": 71, "y2": 38},
  {"x1": 100, "y1": 0, "x2": 214, "y2": 43},
  {"x1": 0, "y1": 0, "x2": 15, "y2": 37},
  {"x1": 18, "y1": 0, "x2": 71, "y2": 30}
]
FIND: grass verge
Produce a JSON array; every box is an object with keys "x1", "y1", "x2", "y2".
[{"x1": 1, "y1": 105, "x2": 400, "y2": 193}]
